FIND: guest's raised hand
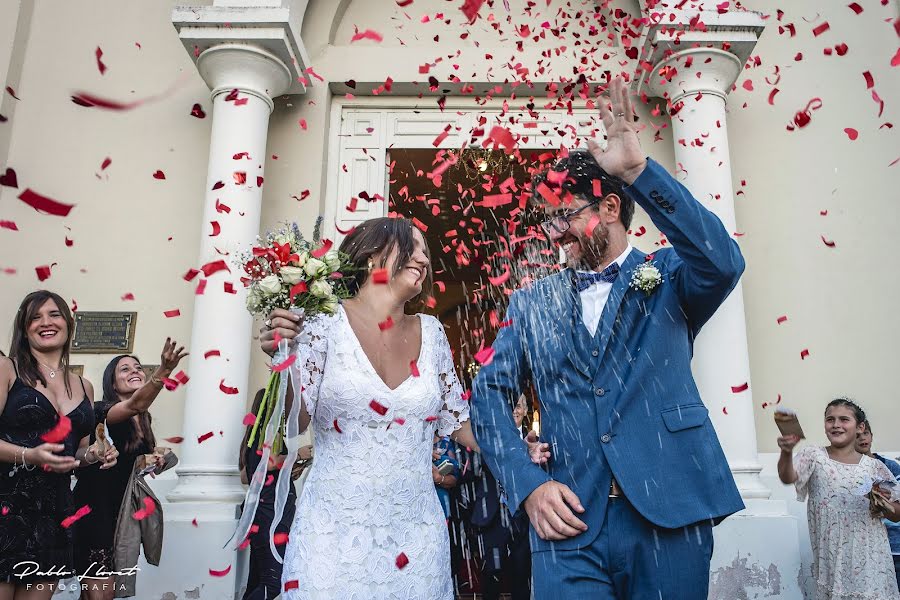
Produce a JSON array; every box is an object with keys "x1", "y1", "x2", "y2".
[
  {"x1": 587, "y1": 76, "x2": 647, "y2": 185},
  {"x1": 526, "y1": 430, "x2": 551, "y2": 465},
  {"x1": 260, "y1": 308, "x2": 305, "y2": 357},
  {"x1": 27, "y1": 443, "x2": 79, "y2": 473},
  {"x1": 160, "y1": 337, "x2": 188, "y2": 372},
  {"x1": 777, "y1": 434, "x2": 801, "y2": 453},
  {"x1": 523, "y1": 481, "x2": 588, "y2": 541}
]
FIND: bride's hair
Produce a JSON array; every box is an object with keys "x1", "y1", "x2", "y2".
[{"x1": 340, "y1": 217, "x2": 434, "y2": 310}]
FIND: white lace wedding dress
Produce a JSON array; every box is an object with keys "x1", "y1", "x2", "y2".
[{"x1": 281, "y1": 305, "x2": 469, "y2": 600}]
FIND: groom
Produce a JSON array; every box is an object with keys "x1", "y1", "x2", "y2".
[{"x1": 470, "y1": 77, "x2": 745, "y2": 598}]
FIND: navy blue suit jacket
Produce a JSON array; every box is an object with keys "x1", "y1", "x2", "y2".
[{"x1": 471, "y1": 159, "x2": 746, "y2": 552}]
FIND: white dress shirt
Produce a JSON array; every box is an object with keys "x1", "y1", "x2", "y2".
[{"x1": 576, "y1": 245, "x2": 633, "y2": 336}]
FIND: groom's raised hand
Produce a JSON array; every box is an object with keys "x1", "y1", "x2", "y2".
[
  {"x1": 524, "y1": 481, "x2": 588, "y2": 541},
  {"x1": 586, "y1": 76, "x2": 647, "y2": 186}
]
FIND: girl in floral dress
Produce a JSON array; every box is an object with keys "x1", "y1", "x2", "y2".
[{"x1": 778, "y1": 398, "x2": 900, "y2": 600}]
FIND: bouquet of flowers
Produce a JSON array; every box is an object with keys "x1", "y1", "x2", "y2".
[
  {"x1": 237, "y1": 221, "x2": 354, "y2": 319},
  {"x1": 231, "y1": 220, "x2": 354, "y2": 555}
]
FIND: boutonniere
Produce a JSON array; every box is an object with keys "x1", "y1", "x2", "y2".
[{"x1": 629, "y1": 257, "x2": 662, "y2": 295}]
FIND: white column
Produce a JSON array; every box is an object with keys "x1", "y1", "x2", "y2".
[
  {"x1": 645, "y1": 48, "x2": 770, "y2": 500},
  {"x1": 167, "y1": 44, "x2": 291, "y2": 506}
]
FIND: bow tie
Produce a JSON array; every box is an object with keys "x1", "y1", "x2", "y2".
[{"x1": 575, "y1": 263, "x2": 620, "y2": 292}]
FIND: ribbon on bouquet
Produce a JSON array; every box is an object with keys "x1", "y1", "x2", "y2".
[{"x1": 227, "y1": 336, "x2": 303, "y2": 562}]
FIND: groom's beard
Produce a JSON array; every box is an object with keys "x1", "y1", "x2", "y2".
[{"x1": 566, "y1": 223, "x2": 610, "y2": 271}]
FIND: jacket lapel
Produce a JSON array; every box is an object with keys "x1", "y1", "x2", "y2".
[
  {"x1": 592, "y1": 248, "x2": 646, "y2": 365},
  {"x1": 549, "y1": 269, "x2": 593, "y2": 378}
]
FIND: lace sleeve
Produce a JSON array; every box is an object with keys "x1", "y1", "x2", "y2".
[
  {"x1": 289, "y1": 314, "x2": 331, "y2": 420},
  {"x1": 794, "y1": 446, "x2": 819, "y2": 502},
  {"x1": 432, "y1": 318, "x2": 470, "y2": 437}
]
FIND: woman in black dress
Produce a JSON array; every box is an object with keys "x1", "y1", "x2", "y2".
[
  {"x1": 0, "y1": 290, "x2": 118, "y2": 600},
  {"x1": 72, "y1": 338, "x2": 187, "y2": 600}
]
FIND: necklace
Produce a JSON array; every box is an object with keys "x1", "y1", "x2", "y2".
[{"x1": 36, "y1": 359, "x2": 62, "y2": 379}]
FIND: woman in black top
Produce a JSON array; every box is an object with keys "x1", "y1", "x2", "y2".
[
  {"x1": 0, "y1": 290, "x2": 118, "y2": 600},
  {"x1": 72, "y1": 338, "x2": 186, "y2": 600}
]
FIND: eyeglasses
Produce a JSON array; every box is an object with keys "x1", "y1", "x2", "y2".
[{"x1": 540, "y1": 198, "x2": 601, "y2": 235}]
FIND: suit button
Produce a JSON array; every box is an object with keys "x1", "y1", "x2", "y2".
[
  {"x1": 595, "y1": 388, "x2": 605, "y2": 396},
  {"x1": 666, "y1": 206, "x2": 676, "y2": 214},
  {"x1": 591, "y1": 350, "x2": 599, "y2": 357},
  {"x1": 601, "y1": 434, "x2": 611, "y2": 443}
]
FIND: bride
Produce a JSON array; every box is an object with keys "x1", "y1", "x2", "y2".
[{"x1": 258, "y1": 217, "x2": 546, "y2": 599}]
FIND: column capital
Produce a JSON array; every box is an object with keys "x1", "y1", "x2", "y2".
[
  {"x1": 172, "y1": 3, "x2": 311, "y2": 102},
  {"x1": 633, "y1": 10, "x2": 766, "y2": 104}
]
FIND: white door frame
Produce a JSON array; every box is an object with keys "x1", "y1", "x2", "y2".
[{"x1": 323, "y1": 96, "x2": 604, "y2": 242}]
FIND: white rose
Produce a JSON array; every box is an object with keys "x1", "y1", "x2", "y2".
[
  {"x1": 246, "y1": 288, "x2": 263, "y2": 312},
  {"x1": 279, "y1": 265, "x2": 305, "y2": 285},
  {"x1": 310, "y1": 280, "x2": 333, "y2": 298},
  {"x1": 324, "y1": 251, "x2": 341, "y2": 272},
  {"x1": 258, "y1": 275, "x2": 282, "y2": 295},
  {"x1": 273, "y1": 233, "x2": 290, "y2": 246},
  {"x1": 321, "y1": 297, "x2": 339, "y2": 314},
  {"x1": 295, "y1": 251, "x2": 308, "y2": 267},
  {"x1": 639, "y1": 266, "x2": 660, "y2": 284},
  {"x1": 304, "y1": 257, "x2": 326, "y2": 277}
]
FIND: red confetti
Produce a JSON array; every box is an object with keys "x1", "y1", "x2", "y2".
[
  {"x1": 41, "y1": 414, "x2": 72, "y2": 443},
  {"x1": 209, "y1": 565, "x2": 231, "y2": 577},
  {"x1": 350, "y1": 29, "x2": 384, "y2": 43},
  {"x1": 584, "y1": 214, "x2": 602, "y2": 238},
  {"x1": 61, "y1": 505, "x2": 92, "y2": 529},
  {"x1": 164, "y1": 309, "x2": 181, "y2": 318},
  {"x1": 209, "y1": 221, "x2": 221, "y2": 237},
  {"x1": 100, "y1": 157, "x2": 112, "y2": 171},
  {"x1": 120, "y1": 293, "x2": 135, "y2": 301},
  {"x1": 397, "y1": 0, "x2": 413, "y2": 5},
  {"x1": 164, "y1": 436, "x2": 184, "y2": 444},
  {"x1": 152, "y1": 170, "x2": 166, "y2": 180},
  {"x1": 173, "y1": 371, "x2": 189, "y2": 385},
  {"x1": 70, "y1": 92, "x2": 141, "y2": 110},
  {"x1": 215, "y1": 199, "x2": 231, "y2": 214},
  {"x1": 863, "y1": 71, "x2": 875, "y2": 89},
  {"x1": 411, "y1": 217, "x2": 428, "y2": 233},
  {"x1": 132, "y1": 497, "x2": 156, "y2": 520},
  {"x1": 767, "y1": 88, "x2": 780, "y2": 105},
  {"x1": 284, "y1": 580, "x2": 299, "y2": 591},
  {"x1": 369, "y1": 400, "x2": 389, "y2": 416},
  {"x1": 777, "y1": 315, "x2": 788, "y2": 324},
  {"x1": 201, "y1": 259, "x2": 230, "y2": 277},
  {"x1": 892, "y1": 48, "x2": 900, "y2": 68},
  {"x1": 742, "y1": 79, "x2": 754, "y2": 91},
  {"x1": 460, "y1": 0, "x2": 485, "y2": 23},
  {"x1": 378, "y1": 316, "x2": 394, "y2": 331},
  {"x1": 487, "y1": 264, "x2": 511, "y2": 286},
  {"x1": 273, "y1": 354, "x2": 296, "y2": 372},
  {"x1": 536, "y1": 182, "x2": 561, "y2": 207},
  {"x1": 311, "y1": 239, "x2": 333, "y2": 259},
  {"x1": 478, "y1": 193, "x2": 513, "y2": 208},
  {"x1": 592, "y1": 179, "x2": 603, "y2": 198},
  {"x1": 474, "y1": 346, "x2": 495, "y2": 366},
  {"x1": 18, "y1": 188, "x2": 74, "y2": 217},
  {"x1": 298, "y1": 119, "x2": 307, "y2": 130},
  {"x1": 95, "y1": 47, "x2": 107, "y2": 75},
  {"x1": 219, "y1": 379, "x2": 239, "y2": 395},
  {"x1": 812, "y1": 22, "x2": 830, "y2": 37},
  {"x1": 212, "y1": 181, "x2": 225, "y2": 190},
  {"x1": 233, "y1": 171, "x2": 246, "y2": 185},
  {"x1": 194, "y1": 279, "x2": 207, "y2": 295},
  {"x1": 800, "y1": 349, "x2": 810, "y2": 360},
  {"x1": 0, "y1": 167, "x2": 17, "y2": 188},
  {"x1": 722, "y1": 407, "x2": 729, "y2": 415},
  {"x1": 410, "y1": 360, "x2": 420, "y2": 377},
  {"x1": 197, "y1": 432, "x2": 214, "y2": 444},
  {"x1": 273, "y1": 532, "x2": 289, "y2": 545},
  {"x1": 372, "y1": 268, "x2": 389, "y2": 284},
  {"x1": 190, "y1": 103, "x2": 206, "y2": 118},
  {"x1": 242, "y1": 413, "x2": 256, "y2": 427},
  {"x1": 432, "y1": 130, "x2": 450, "y2": 147},
  {"x1": 204, "y1": 349, "x2": 221, "y2": 359},
  {"x1": 395, "y1": 552, "x2": 410, "y2": 569},
  {"x1": 333, "y1": 419, "x2": 343, "y2": 433},
  {"x1": 731, "y1": 382, "x2": 749, "y2": 393},
  {"x1": 821, "y1": 236, "x2": 836, "y2": 247},
  {"x1": 35, "y1": 265, "x2": 52, "y2": 281},
  {"x1": 848, "y1": 2, "x2": 863, "y2": 13},
  {"x1": 843, "y1": 127, "x2": 858, "y2": 140}
]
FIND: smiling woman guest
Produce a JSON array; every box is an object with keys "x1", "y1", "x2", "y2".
[
  {"x1": 71, "y1": 338, "x2": 187, "y2": 600},
  {"x1": 0, "y1": 290, "x2": 118, "y2": 600}
]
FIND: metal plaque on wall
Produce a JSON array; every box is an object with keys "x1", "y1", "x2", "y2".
[{"x1": 72, "y1": 312, "x2": 137, "y2": 354}]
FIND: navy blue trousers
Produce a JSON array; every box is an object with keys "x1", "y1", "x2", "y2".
[{"x1": 532, "y1": 496, "x2": 714, "y2": 600}]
